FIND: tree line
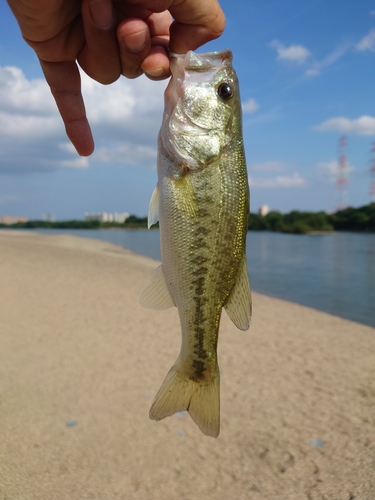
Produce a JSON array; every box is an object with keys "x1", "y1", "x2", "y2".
[
  {"x1": 0, "y1": 215, "x2": 149, "y2": 230},
  {"x1": 1, "y1": 204, "x2": 374, "y2": 234},
  {"x1": 248, "y1": 203, "x2": 375, "y2": 233}
]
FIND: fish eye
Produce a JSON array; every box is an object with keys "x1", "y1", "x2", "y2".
[{"x1": 217, "y1": 82, "x2": 234, "y2": 100}]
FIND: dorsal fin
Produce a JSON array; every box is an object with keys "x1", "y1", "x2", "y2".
[{"x1": 148, "y1": 184, "x2": 159, "y2": 229}]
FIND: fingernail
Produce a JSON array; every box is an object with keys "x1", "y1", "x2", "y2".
[
  {"x1": 146, "y1": 67, "x2": 165, "y2": 78},
  {"x1": 89, "y1": 0, "x2": 114, "y2": 30},
  {"x1": 124, "y1": 31, "x2": 146, "y2": 53}
]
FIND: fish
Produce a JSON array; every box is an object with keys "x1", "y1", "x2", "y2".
[{"x1": 140, "y1": 49, "x2": 251, "y2": 438}]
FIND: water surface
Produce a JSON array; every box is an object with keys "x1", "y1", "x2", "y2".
[{"x1": 26, "y1": 229, "x2": 375, "y2": 328}]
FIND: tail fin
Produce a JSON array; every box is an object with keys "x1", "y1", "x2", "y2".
[{"x1": 149, "y1": 361, "x2": 220, "y2": 438}]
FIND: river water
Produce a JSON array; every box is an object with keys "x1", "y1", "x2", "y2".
[{"x1": 29, "y1": 229, "x2": 375, "y2": 328}]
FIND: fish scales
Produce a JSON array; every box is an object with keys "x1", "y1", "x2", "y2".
[{"x1": 140, "y1": 50, "x2": 252, "y2": 437}]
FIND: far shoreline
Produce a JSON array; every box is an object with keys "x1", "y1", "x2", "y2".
[
  {"x1": 0, "y1": 224, "x2": 374, "y2": 235},
  {"x1": 1, "y1": 201, "x2": 374, "y2": 233}
]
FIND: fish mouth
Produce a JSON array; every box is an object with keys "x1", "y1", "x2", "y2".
[{"x1": 169, "y1": 49, "x2": 233, "y2": 72}]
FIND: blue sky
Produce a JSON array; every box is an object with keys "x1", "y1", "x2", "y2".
[{"x1": 0, "y1": 0, "x2": 375, "y2": 219}]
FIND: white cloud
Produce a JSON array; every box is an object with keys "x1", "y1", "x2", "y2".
[
  {"x1": 0, "y1": 68, "x2": 61, "y2": 142},
  {"x1": 0, "y1": 66, "x2": 56, "y2": 115},
  {"x1": 0, "y1": 65, "x2": 165, "y2": 174},
  {"x1": 58, "y1": 142, "x2": 77, "y2": 154},
  {"x1": 94, "y1": 144, "x2": 157, "y2": 166},
  {"x1": 81, "y1": 71, "x2": 164, "y2": 134},
  {"x1": 0, "y1": 112, "x2": 61, "y2": 139},
  {"x1": 269, "y1": 40, "x2": 349, "y2": 78},
  {"x1": 316, "y1": 160, "x2": 340, "y2": 179},
  {"x1": 305, "y1": 43, "x2": 350, "y2": 77},
  {"x1": 356, "y1": 28, "x2": 375, "y2": 52},
  {"x1": 242, "y1": 98, "x2": 259, "y2": 114},
  {"x1": 269, "y1": 38, "x2": 349, "y2": 79},
  {"x1": 315, "y1": 159, "x2": 356, "y2": 183},
  {"x1": 249, "y1": 172, "x2": 307, "y2": 189},
  {"x1": 250, "y1": 161, "x2": 288, "y2": 172},
  {"x1": 270, "y1": 40, "x2": 311, "y2": 64},
  {"x1": 60, "y1": 157, "x2": 90, "y2": 169},
  {"x1": 57, "y1": 142, "x2": 89, "y2": 168},
  {"x1": 314, "y1": 115, "x2": 375, "y2": 136},
  {"x1": 305, "y1": 68, "x2": 319, "y2": 77}
]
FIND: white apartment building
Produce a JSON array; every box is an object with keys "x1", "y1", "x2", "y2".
[
  {"x1": 258, "y1": 205, "x2": 270, "y2": 216},
  {"x1": 84, "y1": 212, "x2": 130, "y2": 223}
]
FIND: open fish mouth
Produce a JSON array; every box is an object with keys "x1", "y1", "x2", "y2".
[{"x1": 168, "y1": 50, "x2": 233, "y2": 69}]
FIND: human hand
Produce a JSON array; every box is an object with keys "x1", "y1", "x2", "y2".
[{"x1": 7, "y1": 0, "x2": 225, "y2": 156}]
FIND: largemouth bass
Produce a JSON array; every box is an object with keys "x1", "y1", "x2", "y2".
[{"x1": 140, "y1": 50, "x2": 251, "y2": 438}]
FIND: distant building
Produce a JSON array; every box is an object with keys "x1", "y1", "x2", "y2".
[
  {"x1": 84, "y1": 212, "x2": 107, "y2": 222},
  {"x1": 0, "y1": 216, "x2": 29, "y2": 225},
  {"x1": 113, "y1": 212, "x2": 130, "y2": 223},
  {"x1": 258, "y1": 205, "x2": 270, "y2": 216},
  {"x1": 43, "y1": 213, "x2": 55, "y2": 222},
  {"x1": 101, "y1": 212, "x2": 113, "y2": 223},
  {"x1": 84, "y1": 212, "x2": 129, "y2": 223}
]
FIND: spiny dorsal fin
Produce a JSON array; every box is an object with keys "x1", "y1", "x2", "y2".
[
  {"x1": 148, "y1": 184, "x2": 159, "y2": 229},
  {"x1": 224, "y1": 255, "x2": 252, "y2": 330},
  {"x1": 139, "y1": 265, "x2": 175, "y2": 310}
]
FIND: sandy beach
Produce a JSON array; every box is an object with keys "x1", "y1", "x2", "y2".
[{"x1": 0, "y1": 230, "x2": 374, "y2": 499}]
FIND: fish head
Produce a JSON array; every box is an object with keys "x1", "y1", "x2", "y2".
[{"x1": 161, "y1": 50, "x2": 241, "y2": 172}]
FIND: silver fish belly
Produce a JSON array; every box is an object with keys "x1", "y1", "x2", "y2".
[{"x1": 140, "y1": 50, "x2": 251, "y2": 437}]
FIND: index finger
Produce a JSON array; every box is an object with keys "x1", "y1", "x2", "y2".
[{"x1": 40, "y1": 59, "x2": 95, "y2": 156}]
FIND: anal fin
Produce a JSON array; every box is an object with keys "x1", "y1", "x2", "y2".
[
  {"x1": 139, "y1": 265, "x2": 175, "y2": 310},
  {"x1": 224, "y1": 255, "x2": 252, "y2": 330}
]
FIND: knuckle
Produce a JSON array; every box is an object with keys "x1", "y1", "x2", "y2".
[
  {"x1": 122, "y1": 67, "x2": 144, "y2": 79},
  {"x1": 96, "y1": 74, "x2": 120, "y2": 85},
  {"x1": 208, "y1": 13, "x2": 226, "y2": 40},
  {"x1": 120, "y1": 58, "x2": 144, "y2": 78}
]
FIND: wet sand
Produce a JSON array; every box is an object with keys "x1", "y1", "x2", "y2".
[{"x1": 0, "y1": 230, "x2": 374, "y2": 499}]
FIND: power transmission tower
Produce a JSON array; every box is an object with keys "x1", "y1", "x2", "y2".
[{"x1": 336, "y1": 135, "x2": 348, "y2": 210}]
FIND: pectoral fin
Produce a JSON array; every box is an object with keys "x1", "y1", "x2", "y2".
[
  {"x1": 139, "y1": 265, "x2": 175, "y2": 309},
  {"x1": 171, "y1": 175, "x2": 198, "y2": 220},
  {"x1": 148, "y1": 184, "x2": 159, "y2": 229},
  {"x1": 224, "y1": 256, "x2": 252, "y2": 330}
]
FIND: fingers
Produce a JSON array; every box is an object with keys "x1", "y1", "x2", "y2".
[
  {"x1": 39, "y1": 59, "x2": 94, "y2": 156},
  {"x1": 79, "y1": 0, "x2": 122, "y2": 84},
  {"x1": 12, "y1": 0, "x2": 225, "y2": 159},
  {"x1": 117, "y1": 18, "x2": 152, "y2": 78},
  {"x1": 6, "y1": 0, "x2": 81, "y2": 42},
  {"x1": 141, "y1": 11, "x2": 171, "y2": 79},
  {"x1": 117, "y1": 12, "x2": 171, "y2": 80},
  {"x1": 141, "y1": 46, "x2": 170, "y2": 80},
  {"x1": 116, "y1": 0, "x2": 225, "y2": 55}
]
